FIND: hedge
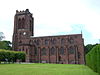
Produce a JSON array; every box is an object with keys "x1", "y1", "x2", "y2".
[
  {"x1": 0, "y1": 49, "x2": 25, "y2": 63},
  {"x1": 86, "y1": 44, "x2": 100, "y2": 74}
]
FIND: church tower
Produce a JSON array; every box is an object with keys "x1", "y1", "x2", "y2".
[{"x1": 12, "y1": 9, "x2": 34, "y2": 62}]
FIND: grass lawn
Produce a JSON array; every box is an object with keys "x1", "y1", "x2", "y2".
[{"x1": 0, "y1": 63, "x2": 99, "y2": 75}]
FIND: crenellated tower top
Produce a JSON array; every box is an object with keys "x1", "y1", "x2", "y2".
[{"x1": 16, "y1": 9, "x2": 31, "y2": 15}]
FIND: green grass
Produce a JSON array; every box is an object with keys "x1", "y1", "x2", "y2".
[{"x1": 0, "y1": 63, "x2": 99, "y2": 75}]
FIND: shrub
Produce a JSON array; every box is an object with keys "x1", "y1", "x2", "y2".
[
  {"x1": 0, "y1": 49, "x2": 25, "y2": 63},
  {"x1": 86, "y1": 44, "x2": 100, "y2": 74}
]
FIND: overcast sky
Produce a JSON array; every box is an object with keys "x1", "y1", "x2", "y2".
[{"x1": 0, "y1": 0, "x2": 100, "y2": 45}]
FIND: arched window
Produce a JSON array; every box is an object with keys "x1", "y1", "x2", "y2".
[
  {"x1": 34, "y1": 39, "x2": 40, "y2": 45},
  {"x1": 34, "y1": 40, "x2": 37, "y2": 45},
  {"x1": 18, "y1": 18, "x2": 25, "y2": 29},
  {"x1": 18, "y1": 18, "x2": 21, "y2": 29},
  {"x1": 69, "y1": 37, "x2": 74, "y2": 44},
  {"x1": 68, "y1": 46, "x2": 75, "y2": 54},
  {"x1": 34, "y1": 46, "x2": 37, "y2": 55},
  {"x1": 59, "y1": 47, "x2": 64, "y2": 55},
  {"x1": 36, "y1": 40, "x2": 40, "y2": 45},
  {"x1": 22, "y1": 18, "x2": 25, "y2": 28},
  {"x1": 78, "y1": 52, "x2": 81, "y2": 58},
  {"x1": 50, "y1": 47, "x2": 56, "y2": 55},
  {"x1": 45, "y1": 39, "x2": 49, "y2": 45},
  {"x1": 41, "y1": 48, "x2": 46, "y2": 56},
  {"x1": 61, "y1": 38, "x2": 65, "y2": 44},
  {"x1": 51, "y1": 39, "x2": 56, "y2": 44}
]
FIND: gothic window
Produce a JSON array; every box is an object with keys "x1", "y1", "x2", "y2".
[
  {"x1": 70, "y1": 39, "x2": 74, "y2": 44},
  {"x1": 34, "y1": 40, "x2": 37, "y2": 45},
  {"x1": 61, "y1": 38, "x2": 65, "y2": 44},
  {"x1": 68, "y1": 46, "x2": 75, "y2": 54},
  {"x1": 50, "y1": 47, "x2": 56, "y2": 55},
  {"x1": 78, "y1": 52, "x2": 81, "y2": 58},
  {"x1": 68, "y1": 37, "x2": 74, "y2": 44},
  {"x1": 22, "y1": 18, "x2": 25, "y2": 28},
  {"x1": 18, "y1": 18, "x2": 21, "y2": 29},
  {"x1": 36, "y1": 40, "x2": 40, "y2": 45},
  {"x1": 41, "y1": 48, "x2": 46, "y2": 56},
  {"x1": 51, "y1": 39, "x2": 56, "y2": 44},
  {"x1": 59, "y1": 47, "x2": 64, "y2": 55},
  {"x1": 18, "y1": 18, "x2": 25, "y2": 29},
  {"x1": 34, "y1": 46, "x2": 37, "y2": 55},
  {"x1": 45, "y1": 39, "x2": 49, "y2": 45},
  {"x1": 34, "y1": 40, "x2": 40, "y2": 45}
]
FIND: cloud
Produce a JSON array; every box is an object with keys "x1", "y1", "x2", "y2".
[{"x1": 0, "y1": 0, "x2": 100, "y2": 45}]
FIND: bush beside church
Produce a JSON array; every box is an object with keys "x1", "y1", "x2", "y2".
[
  {"x1": 0, "y1": 49, "x2": 25, "y2": 63},
  {"x1": 86, "y1": 44, "x2": 100, "y2": 74}
]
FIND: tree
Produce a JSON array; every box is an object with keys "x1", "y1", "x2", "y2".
[
  {"x1": 0, "y1": 41, "x2": 12, "y2": 50},
  {"x1": 84, "y1": 44, "x2": 98, "y2": 54},
  {"x1": 0, "y1": 32, "x2": 5, "y2": 41},
  {"x1": 84, "y1": 44, "x2": 93, "y2": 54}
]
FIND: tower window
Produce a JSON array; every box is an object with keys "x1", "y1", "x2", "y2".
[
  {"x1": 18, "y1": 18, "x2": 25, "y2": 29},
  {"x1": 22, "y1": 18, "x2": 25, "y2": 28},
  {"x1": 18, "y1": 18, "x2": 21, "y2": 29}
]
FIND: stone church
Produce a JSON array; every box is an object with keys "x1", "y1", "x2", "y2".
[{"x1": 12, "y1": 9, "x2": 85, "y2": 64}]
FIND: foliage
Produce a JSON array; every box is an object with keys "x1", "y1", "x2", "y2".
[
  {"x1": 0, "y1": 32, "x2": 5, "y2": 41},
  {"x1": 0, "y1": 40, "x2": 12, "y2": 50},
  {"x1": 84, "y1": 44, "x2": 98, "y2": 54},
  {"x1": 86, "y1": 44, "x2": 100, "y2": 74},
  {"x1": 15, "y1": 52, "x2": 25, "y2": 62},
  {"x1": 0, "y1": 64, "x2": 98, "y2": 75},
  {"x1": 0, "y1": 49, "x2": 25, "y2": 63}
]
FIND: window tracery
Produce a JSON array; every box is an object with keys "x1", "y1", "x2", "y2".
[
  {"x1": 59, "y1": 47, "x2": 64, "y2": 55},
  {"x1": 61, "y1": 38, "x2": 65, "y2": 44},
  {"x1": 45, "y1": 39, "x2": 49, "y2": 45},
  {"x1": 68, "y1": 46, "x2": 75, "y2": 54},
  {"x1": 50, "y1": 47, "x2": 56, "y2": 55},
  {"x1": 41, "y1": 48, "x2": 46, "y2": 56}
]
